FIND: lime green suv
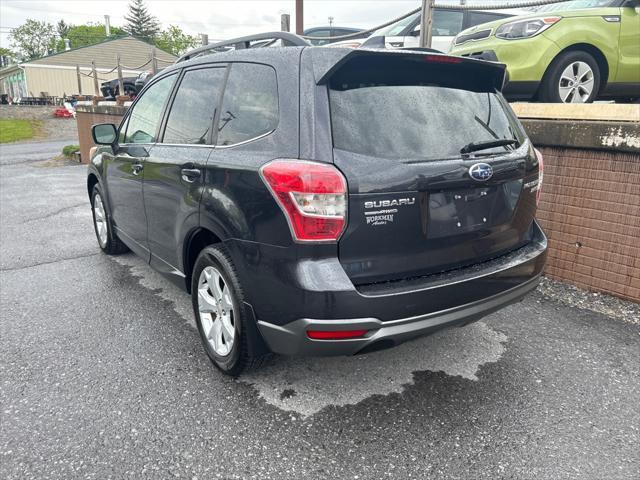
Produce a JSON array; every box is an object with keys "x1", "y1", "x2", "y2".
[{"x1": 449, "y1": 0, "x2": 640, "y2": 102}]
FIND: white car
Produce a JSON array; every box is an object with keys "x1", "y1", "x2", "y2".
[{"x1": 331, "y1": 7, "x2": 530, "y2": 52}]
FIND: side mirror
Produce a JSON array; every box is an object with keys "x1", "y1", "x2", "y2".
[{"x1": 92, "y1": 123, "x2": 117, "y2": 145}]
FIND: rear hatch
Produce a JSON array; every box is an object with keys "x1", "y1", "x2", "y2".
[{"x1": 322, "y1": 50, "x2": 539, "y2": 285}]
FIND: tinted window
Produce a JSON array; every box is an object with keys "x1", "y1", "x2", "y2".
[
  {"x1": 163, "y1": 67, "x2": 225, "y2": 145},
  {"x1": 217, "y1": 63, "x2": 278, "y2": 146},
  {"x1": 330, "y1": 85, "x2": 523, "y2": 161},
  {"x1": 306, "y1": 29, "x2": 332, "y2": 45},
  {"x1": 467, "y1": 12, "x2": 508, "y2": 28},
  {"x1": 125, "y1": 73, "x2": 176, "y2": 144},
  {"x1": 412, "y1": 10, "x2": 464, "y2": 36}
]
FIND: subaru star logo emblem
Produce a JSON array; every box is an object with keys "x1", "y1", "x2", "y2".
[{"x1": 469, "y1": 163, "x2": 493, "y2": 181}]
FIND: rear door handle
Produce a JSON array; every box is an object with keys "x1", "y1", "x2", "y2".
[
  {"x1": 181, "y1": 168, "x2": 201, "y2": 183},
  {"x1": 132, "y1": 163, "x2": 143, "y2": 175}
]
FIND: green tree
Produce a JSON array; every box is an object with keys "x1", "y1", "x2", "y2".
[
  {"x1": 154, "y1": 25, "x2": 198, "y2": 56},
  {"x1": 9, "y1": 19, "x2": 57, "y2": 60},
  {"x1": 0, "y1": 47, "x2": 16, "y2": 67},
  {"x1": 124, "y1": 0, "x2": 160, "y2": 39},
  {"x1": 55, "y1": 23, "x2": 126, "y2": 51},
  {"x1": 57, "y1": 19, "x2": 71, "y2": 39}
]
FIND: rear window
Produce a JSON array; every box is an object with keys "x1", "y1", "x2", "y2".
[{"x1": 330, "y1": 85, "x2": 524, "y2": 161}]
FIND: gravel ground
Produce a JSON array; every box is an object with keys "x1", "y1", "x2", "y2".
[
  {"x1": 538, "y1": 277, "x2": 640, "y2": 325},
  {"x1": 1, "y1": 141, "x2": 639, "y2": 480}
]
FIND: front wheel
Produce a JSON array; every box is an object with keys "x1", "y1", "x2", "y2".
[
  {"x1": 539, "y1": 51, "x2": 600, "y2": 103},
  {"x1": 191, "y1": 245, "x2": 270, "y2": 376},
  {"x1": 91, "y1": 185, "x2": 129, "y2": 254}
]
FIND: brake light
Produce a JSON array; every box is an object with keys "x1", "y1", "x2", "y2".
[
  {"x1": 307, "y1": 330, "x2": 368, "y2": 340},
  {"x1": 534, "y1": 148, "x2": 544, "y2": 206},
  {"x1": 423, "y1": 54, "x2": 463, "y2": 64},
  {"x1": 260, "y1": 159, "x2": 347, "y2": 242}
]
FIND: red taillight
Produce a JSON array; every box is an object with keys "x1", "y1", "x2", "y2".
[
  {"x1": 534, "y1": 148, "x2": 544, "y2": 206},
  {"x1": 307, "y1": 330, "x2": 368, "y2": 340},
  {"x1": 423, "y1": 54, "x2": 463, "y2": 64},
  {"x1": 260, "y1": 159, "x2": 347, "y2": 242}
]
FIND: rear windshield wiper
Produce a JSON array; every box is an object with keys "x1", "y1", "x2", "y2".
[{"x1": 460, "y1": 139, "x2": 518, "y2": 155}]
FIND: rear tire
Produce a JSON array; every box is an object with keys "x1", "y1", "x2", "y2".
[
  {"x1": 191, "y1": 245, "x2": 270, "y2": 376},
  {"x1": 91, "y1": 185, "x2": 129, "y2": 255},
  {"x1": 539, "y1": 51, "x2": 600, "y2": 103}
]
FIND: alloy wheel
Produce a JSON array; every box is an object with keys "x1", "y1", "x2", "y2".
[
  {"x1": 197, "y1": 266, "x2": 236, "y2": 356},
  {"x1": 558, "y1": 61, "x2": 594, "y2": 103},
  {"x1": 93, "y1": 194, "x2": 108, "y2": 247}
]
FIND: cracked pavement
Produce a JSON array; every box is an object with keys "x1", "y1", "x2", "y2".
[{"x1": 1, "y1": 140, "x2": 639, "y2": 479}]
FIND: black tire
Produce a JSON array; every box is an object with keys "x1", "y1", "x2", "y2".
[
  {"x1": 91, "y1": 185, "x2": 129, "y2": 255},
  {"x1": 191, "y1": 245, "x2": 270, "y2": 376},
  {"x1": 539, "y1": 51, "x2": 601, "y2": 103}
]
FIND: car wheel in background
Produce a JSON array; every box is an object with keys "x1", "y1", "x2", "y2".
[
  {"x1": 91, "y1": 185, "x2": 129, "y2": 254},
  {"x1": 191, "y1": 245, "x2": 270, "y2": 376},
  {"x1": 539, "y1": 51, "x2": 600, "y2": 103}
]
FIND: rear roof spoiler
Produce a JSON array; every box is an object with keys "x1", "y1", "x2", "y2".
[{"x1": 311, "y1": 48, "x2": 507, "y2": 92}]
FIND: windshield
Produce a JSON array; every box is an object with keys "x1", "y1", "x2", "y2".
[
  {"x1": 330, "y1": 85, "x2": 524, "y2": 161},
  {"x1": 534, "y1": 0, "x2": 616, "y2": 11},
  {"x1": 374, "y1": 12, "x2": 420, "y2": 37}
]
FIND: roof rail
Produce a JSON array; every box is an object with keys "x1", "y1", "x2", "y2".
[{"x1": 177, "y1": 32, "x2": 309, "y2": 63}]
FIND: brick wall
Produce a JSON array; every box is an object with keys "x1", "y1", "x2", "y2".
[
  {"x1": 536, "y1": 147, "x2": 640, "y2": 302},
  {"x1": 75, "y1": 105, "x2": 125, "y2": 163}
]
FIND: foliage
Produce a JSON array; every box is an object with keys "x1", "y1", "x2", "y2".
[
  {"x1": 0, "y1": 47, "x2": 16, "y2": 66},
  {"x1": 124, "y1": 0, "x2": 160, "y2": 39},
  {"x1": 54, "y1": 23, "x2": 126, "y2": 51},
  {"x1": 0, "y1": 119, "x2": 37, "y2": 143},
  {"x1": 154, "y1": 25, "x2": 198, "y2": 55},
  {"x1": 57, "y1": 20, "x2": 71, "y2": 39},
  {"x1": 62, "y1": 144, "x2": 81, "y2": 157},
  {"x1": 9, "y1": 19, "x2": 57, "y2": 60}
]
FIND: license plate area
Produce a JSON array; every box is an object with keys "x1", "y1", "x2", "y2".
[{"x1": 427, "y1": 181, "x2": 521, "y2": 238}]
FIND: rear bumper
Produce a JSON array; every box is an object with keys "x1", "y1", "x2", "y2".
[
  {"x1": 227, "y1": 221, "x2": 547, "y2": 357},
  {"x1": 258, "y1": 273, "x2": 541, "y2": 356}
]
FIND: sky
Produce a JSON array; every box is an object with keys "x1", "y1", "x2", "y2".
[{"x1": 0, "y1": 0, "x2": 427, "y2": 49}]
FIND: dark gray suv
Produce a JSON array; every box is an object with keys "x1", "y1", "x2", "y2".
[{"x1": 88, "y1": 33, "x2": 547, "y2": 376}]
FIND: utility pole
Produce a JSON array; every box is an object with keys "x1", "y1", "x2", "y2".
[
  {"x1": 419, "y1": 0, "x2": 435, "y2": 48},
  {"x1": 295, "y1": 0, "x2": 303, "y2": 35},
  {"x1": 104, "y1": 15, "x2": 111, "y2": 37}
]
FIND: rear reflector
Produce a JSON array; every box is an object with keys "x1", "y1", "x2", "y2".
[
  {"x1": 307, "y1": 330, "x2": 368, "y2": 340},
  {"x1": 260, "y1": 159, "x2": 347, "y2": 242}
]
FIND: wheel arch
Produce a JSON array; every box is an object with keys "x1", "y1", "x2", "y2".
[
  {"x1": 183, "y1": 227, "x2": 223, "y2": 293},
  {"x1": 542, "y1": 43, "x2": 610, "y2": 94},
  {"x1": 87, "y1": 173, "x2": 99, "y2": 200}
]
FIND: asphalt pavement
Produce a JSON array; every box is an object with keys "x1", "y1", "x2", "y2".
[{"x1": 1, "y1": 140, "x2": 639, "y2": 479}]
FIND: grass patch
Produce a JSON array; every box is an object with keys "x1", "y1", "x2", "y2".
[
  {"x1": 0, "y1": 119, "x2": 39, "y2": 143},
  {"x1": 62, "y1": 144, "x2": 80, "y2": 157}
]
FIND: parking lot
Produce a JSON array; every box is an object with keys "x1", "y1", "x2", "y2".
[{"x1": 1, "y1": 140, "x2": 639, "y2": 479}]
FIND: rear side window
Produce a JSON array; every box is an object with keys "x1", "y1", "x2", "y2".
[
  {"x1": 125, "y1": 73, "x2": 176, "y2": 144},
  {"x1": 330, "y1": 86, "x2": 523, "y2": 161},
  {"x1": 217, "y1": 63, "x2": 278, "y2": 146},
  {"x1": 163, "y1": 67, "x2": 226, "y2": 145}
]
